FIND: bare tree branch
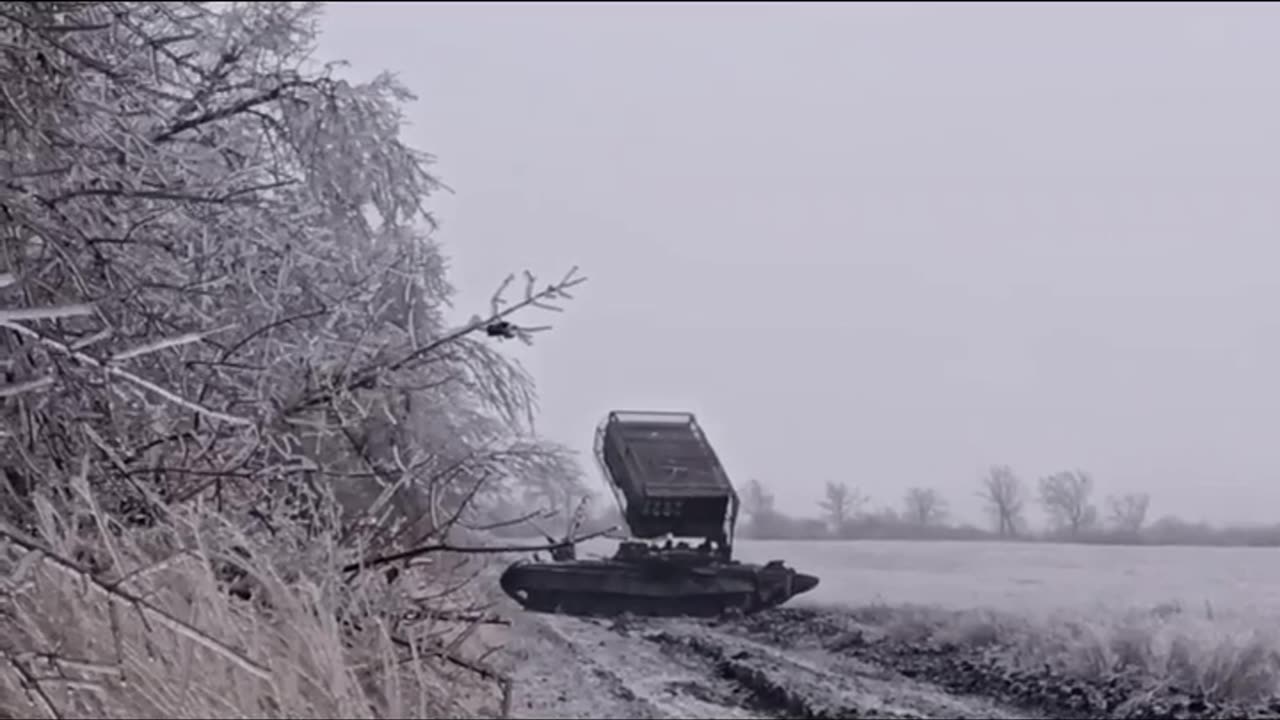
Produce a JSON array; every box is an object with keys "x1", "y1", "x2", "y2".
[
  {"x1": 817, "y1": 481, "x2": 864, "y2": 532},
  {"x1": 903, "y1": 487, "x2": 948, "y2": 526},
  {"x1": 977, "y1": 465, "x2": 1026, "y2": 537},
  {"x1": 342, "y1": 527, "x2": 618, "y2": 575},
  {"x1": 1107, "y1": 492, "x2": 1151, "y2": 534},
  {"x1": 1038, "y1": 470, "x2": 1098, "y2": 537}
]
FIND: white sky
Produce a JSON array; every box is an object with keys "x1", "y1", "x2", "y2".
[{"x1": 320, "y1": 2, "x2": 1280, "y2": 527}]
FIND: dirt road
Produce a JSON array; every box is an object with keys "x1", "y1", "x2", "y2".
[
  {"x1": 507, "y1": 608, "x2": 1033, "y2": 720},
  {"x1": 505, "y1": 605, "x2": 1280, "y2": 720}
]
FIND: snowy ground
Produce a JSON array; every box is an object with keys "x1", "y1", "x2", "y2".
[
  {"x1": 506, "y1": 612, "x2": 761, "y2": 719},
  {"x1": 492, "y1": 538, "x2": 1280, "y2": 720},
  {"x1": 506, "y1": 610, "x2": 1034, "y2": 720},
  {"x1": 502, "y1": 603, "x2": 1280, "y2": 719}
]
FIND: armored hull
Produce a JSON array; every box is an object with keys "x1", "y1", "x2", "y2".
[{"x1": 499, "y1": 543, "x2": 819, "y2": 617}]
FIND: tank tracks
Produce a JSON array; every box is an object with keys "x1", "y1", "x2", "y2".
[{"x1": 512, "y1": 589, "x2": 769, "y2": 618}]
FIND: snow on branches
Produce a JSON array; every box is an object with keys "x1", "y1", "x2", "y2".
[{"x1": 0, "y1": 1, "x2": 586, "y2": 561}]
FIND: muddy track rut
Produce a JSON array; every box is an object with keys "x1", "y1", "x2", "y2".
[
  {"x1": 507, "y1": 610, "x2": 1034, "y2": 719},
  {"x1": 507, "y1": 606, "x2": 1280, "y2": 720}
]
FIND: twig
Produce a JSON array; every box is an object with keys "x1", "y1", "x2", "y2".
[
  {"x1": 151, "y1": 80, "x2": 309, "y2": 142},
  {"x1": 388, "y1": 632, "x2": 506, "y2": 683},
  {"x1": 0, "y1": 375, "x2": 56, "y2": 398},
  {"x1": 109, "y1": 326, "x2": 232, "y2": 362},
  {"x1": 0, "y1": 304, "x2": 95, "y2": 322},
  {"x1": 340, "y1": 526, "x2": 617, "y2": 575},
  {"x1": 459, "y1": 508, "x2": 557, "y2": 532},
  {"x1": 0, "y1": 320, "x2": 252, "y2": 426},
  {"x1": 288, "y1": 267, "x2": 586, "y2": 413},
  {"x1": 4, "y1": 653, "x2": 62, "y2": 719},
  {"x1": 409, "y1": 609, "x2": 511, "y2": 627},
  {"x1": 411, "y1": 564, "x2": 487, "y2": 603}
]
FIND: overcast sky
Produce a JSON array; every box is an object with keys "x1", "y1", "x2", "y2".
[{"x1": 319, "y1": 2, "x2": 1280, "y2": 526}]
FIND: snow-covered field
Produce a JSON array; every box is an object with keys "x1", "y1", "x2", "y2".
[
  {"x1": 508, "y1": 539, "x2": 1280, "y2": 719},
  {"x1": 579, "y1": 537, "x2": 1278, "y2": 617}
]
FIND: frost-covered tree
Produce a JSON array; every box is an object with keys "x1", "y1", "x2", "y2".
[
  {"x1": 818, "y1": 480, "x2": 864, "y2": 532},
  {"x1": 978, "y1": 464, "x2": 1026, "y2": 537},
  {"x1": 1107, "y1": 491, "x2": 1150, "y2": 534},
  {"x1": 0, "y1": 4, "x2": 586, "y2": 714},
  {"x1": 741, "y1": 478, "x2": 776, "y2": 520},
  {"x1": 902, "y1": 486, "x2": 948, "y2": 526},
  {"x1": 1038, "y1": 470, "x2": 1098, "y2": 537},
  {"x1": 0, "y1": 1, "x2": 583, "y2": 550}
]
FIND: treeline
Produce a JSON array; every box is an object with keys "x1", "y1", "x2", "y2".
[
  {"x1": 730, "y1": 466, "x2": 1280, "y2": 547},
  {"x1": 555, "y1": 466, "x2": 1280, "y2": 548}
]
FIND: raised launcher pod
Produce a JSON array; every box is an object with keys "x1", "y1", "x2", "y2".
[{"x1": 593, "y1": 410, "x2": 739, "y2": 549}]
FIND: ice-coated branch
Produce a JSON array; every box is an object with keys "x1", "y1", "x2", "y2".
[
  {"x1": 340, "y1": 525, "x2": 619, "y2": 575},
  {"x1": 0, "y1": 320, "x2": 252, "y2": 426},
  {"x1": 287, "y1": 265, "x2": 587, "y2": 413}
]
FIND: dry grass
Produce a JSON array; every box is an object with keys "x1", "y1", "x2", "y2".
[
  {"x1": 847, "y1": 600, "x2": 1280, "y2": 704},
  {"x1": 0, "y1": 495, "x2": 509, "y2": 720}
]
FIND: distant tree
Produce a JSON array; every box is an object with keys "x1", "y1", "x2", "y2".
[
  {"x1": 870, "y1": 506, "x2": 901, "y2": 522},
  {"x1": 1106, "y1": 492, "x2": 1151, "y2": 534},
  {"x1": 978, "y1": 465, "x2": 1027, "y2": 537},
  {"x1": 740, "y1": 479, "x2": 813, "y2": 539},
  {"x1": 1146, "y1": 514, "x2": 1213, "y2": 545},
  {"x1": 818, "y1": 481, "x2": 864, "y2": 532},
  {"x1": 742, "y1": 478, "x2": 776, "y2": 521},
  {"x1": 1038, "y1": 470, "x2": 1098, "y2": 537},
  {"x1": 839, "y1": 505, "x2": 903, "y2": 539},
  {"x1": 903, "y1": 487, "x2": 948, "y2": 526}
]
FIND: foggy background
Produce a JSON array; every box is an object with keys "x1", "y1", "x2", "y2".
[{"x1": 318, "y1": 2, "x2": 1280, "y2": 526}]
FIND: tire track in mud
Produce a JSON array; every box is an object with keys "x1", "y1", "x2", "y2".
[
  {"x1": 512, "y1": 606, "x2": 1280, "y2": 720},
  {"x1": 507, "y1": 612, "x2": 765, "y2": 719},
  {"x1": 645, "y1": 618, "x2": 1030, "y2": 719},
  {"x1": 723, "y1": 608, "x2": 1280, "y2": 720},
  {"x1": 511, "y1": 610, "x2": 1032, "y2": 719}
]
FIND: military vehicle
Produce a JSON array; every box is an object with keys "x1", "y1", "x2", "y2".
[{"x1": 499, "y1": 410, "x2": 820, "y2": 617}]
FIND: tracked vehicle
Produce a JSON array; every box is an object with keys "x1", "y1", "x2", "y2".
[{"x1": 499, "y1": 411, "x2": 819, "y2": 617}]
